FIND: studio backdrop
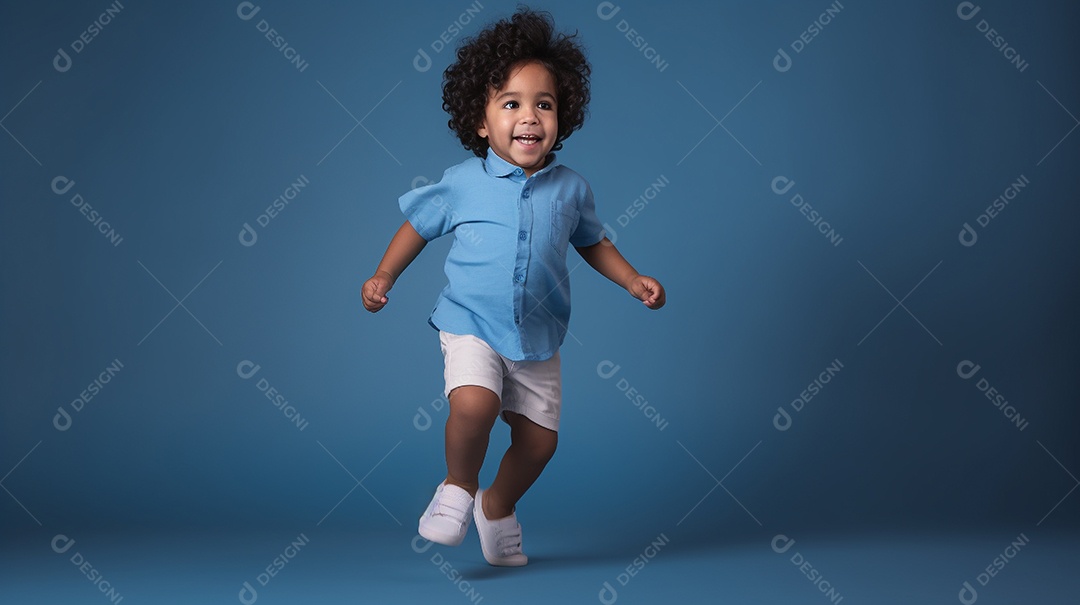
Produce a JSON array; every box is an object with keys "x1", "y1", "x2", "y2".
[{"x1": 2, "y1": 0, "x2": 1078, "y2": 603}]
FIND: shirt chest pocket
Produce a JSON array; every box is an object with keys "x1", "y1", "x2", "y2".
[{"x1": 549, "y1": 201, "x2": 580, "y2": 257}]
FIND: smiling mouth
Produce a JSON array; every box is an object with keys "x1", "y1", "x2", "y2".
[{"x1": 514, "y1": 134, "x2": 542, "y2": 147}]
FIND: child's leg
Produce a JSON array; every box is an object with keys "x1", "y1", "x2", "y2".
[
  {"x1": 482, "y1": 411, "x2": 558, "y2": 520},
  {"x1": 444, "y1": 385, "x2": 501, "y2": 497}
]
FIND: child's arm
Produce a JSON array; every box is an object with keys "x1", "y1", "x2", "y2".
[
  {"x1": 362, "y1": 220, "x2": 428, "y2": 313},
  {"x1": 576, "y1": 238, "x2": 666, "y2": 309}
]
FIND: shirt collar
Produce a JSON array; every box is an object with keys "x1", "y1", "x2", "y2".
[{"x1": 484, "y1": 149, "x2": 559, "y2": 180}]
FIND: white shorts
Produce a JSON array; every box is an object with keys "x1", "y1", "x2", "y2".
[{"x1": 439, "y1": 331, "x2": 562, "y2": 432}]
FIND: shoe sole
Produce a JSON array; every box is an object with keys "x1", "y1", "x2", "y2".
[{"x1": 418, "y1": 522, "x2": 468, "y2": 547}]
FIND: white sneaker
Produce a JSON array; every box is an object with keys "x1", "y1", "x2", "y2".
[
  {"x1": 418, "y1": 482, "x2": 474, "y2": 546},
  {"x1": 474, "y1": 489, "x2": 528, "y2": 566}
]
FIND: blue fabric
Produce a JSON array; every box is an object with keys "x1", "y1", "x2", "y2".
[{"x1": 399, "y1": 150, "x2": 605, "y2": 361}]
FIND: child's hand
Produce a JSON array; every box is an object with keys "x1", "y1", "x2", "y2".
[
  {"x1": 362, "y1": 271, "x2": 395, "y2": 313},
  {"x1": 628, "y1": 275, "x2": 666, "y2": 310}
]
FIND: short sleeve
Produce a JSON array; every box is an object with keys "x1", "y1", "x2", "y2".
[
  {"x1": 398, "y1": 168, "x2": 456, "y2": 241},
  {"x1": 569, "y1": 181, "x2": 605, "y2": 248}
]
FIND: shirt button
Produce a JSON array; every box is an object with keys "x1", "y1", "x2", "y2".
[
  {"x1": 514, "y1": 274, "x2": 525, "y2": 283},
  {"x1": 522, "y1": 188, "x2": 531, "y2": 198},
  {"x1": 514, "y1": 168, "x2": 523, "y2": 176},
  {"x1": 518, "y1": 230, "x2": 527, "y2": 241}
]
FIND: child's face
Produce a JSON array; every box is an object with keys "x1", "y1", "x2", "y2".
[{"x1": 477, "y1": 61, "x2": 558, "y2": 177}]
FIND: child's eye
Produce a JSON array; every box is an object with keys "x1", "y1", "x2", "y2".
[
  {"x1": 538, "y1": 102, "x2": 553, "y2": 110},
  {"x1": 502, "y1": 101, "x2": 519, "y2": 109}
]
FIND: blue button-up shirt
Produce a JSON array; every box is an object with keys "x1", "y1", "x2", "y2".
[{"x1": 399, "y1": 151, "x2": 605, "y2": 361}]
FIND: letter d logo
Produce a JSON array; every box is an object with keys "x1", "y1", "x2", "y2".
[
  {"x1": 53, "y1": 48, "x2": 73, "y2": 72},
  {"x1": 51, "y1": 534, "x2": 75, "y2": 554},
  {"x1": 53, "y1": 407, "x2": 72, "y2": 431},
  {"x1": 236, "y1": 360, "x2": 261, "y2": 379},
  {"x1": 597, "y1": 360, "x2": 621, "y2": 380},
  {"x1": 598, "y1": 580, "x2": 618, "y2": 604},
  {"x1": 771, "y1": 534, "x2": 795, "y2": 554},
  {"x1": 771, "y1": 176, "x2": 795, "y2": 195},
  {"x1": 956, "y1": 2, "x2": 981, "y2": 21},
  {"x1": 411, "y1": 535, "x2": 434, "y2": 553},
  {"x1": 238, "y1": 581, "x2": 258, "y2": 604},
  {"x1": 773, "y1": 407, "x2": 792, "y2": 431},
  {"x1": 236, "y1": 2, "x2": 261, "y2": 20},
  {"x1": 956, "y1": 360, "x2": 980, "y2": 380},
  {"x1": 773, "y1": 48, "x2": 792, "y2": 73},
  {"x1": 596, "y1": 2, "x2": 621, "y2": 21},
  {"x1": 600, "y1": 222, "x2": 618, "y2": 245},
  {"x1": 413, "y1": 407, "x2": 432, "y2": 431},
  {"x1": 958, "y1": 580, "x2": 978, "y2": 604},
  {"x1": 958, "y1": 222, "x2": 978, "y2": 247},
  {"x1": 413, "y1": 48, "x2": 432, "y2": 73},
  {"x1": 52, "y1": 176, "x2": 75, "y2": 195},
  {"x1": 239, "y1": 222, "x2": 258, "y2": 247}
]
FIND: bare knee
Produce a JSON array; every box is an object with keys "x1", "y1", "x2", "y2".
[
  {"x1": 509, "y1": 414, "x2": 558, "y2": 463},
  {"x1": 527, "y1": 434, "x2": 558, "y2": 464},
  {"x1": 448, "y1": 386, "x2": 501, "y2": 429}
]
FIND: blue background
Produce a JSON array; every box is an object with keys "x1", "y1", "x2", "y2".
[{"x1": 2, "y1": 0, "x2": 1078, "y2": 603}]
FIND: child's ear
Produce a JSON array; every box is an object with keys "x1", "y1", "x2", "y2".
[{"x1": 477, "y1": 121, "x2": 488, "y2": 139}]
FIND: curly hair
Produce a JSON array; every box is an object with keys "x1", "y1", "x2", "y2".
[{"x1": 442, "y1": 7, "x2": 591, "y2": 157}]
